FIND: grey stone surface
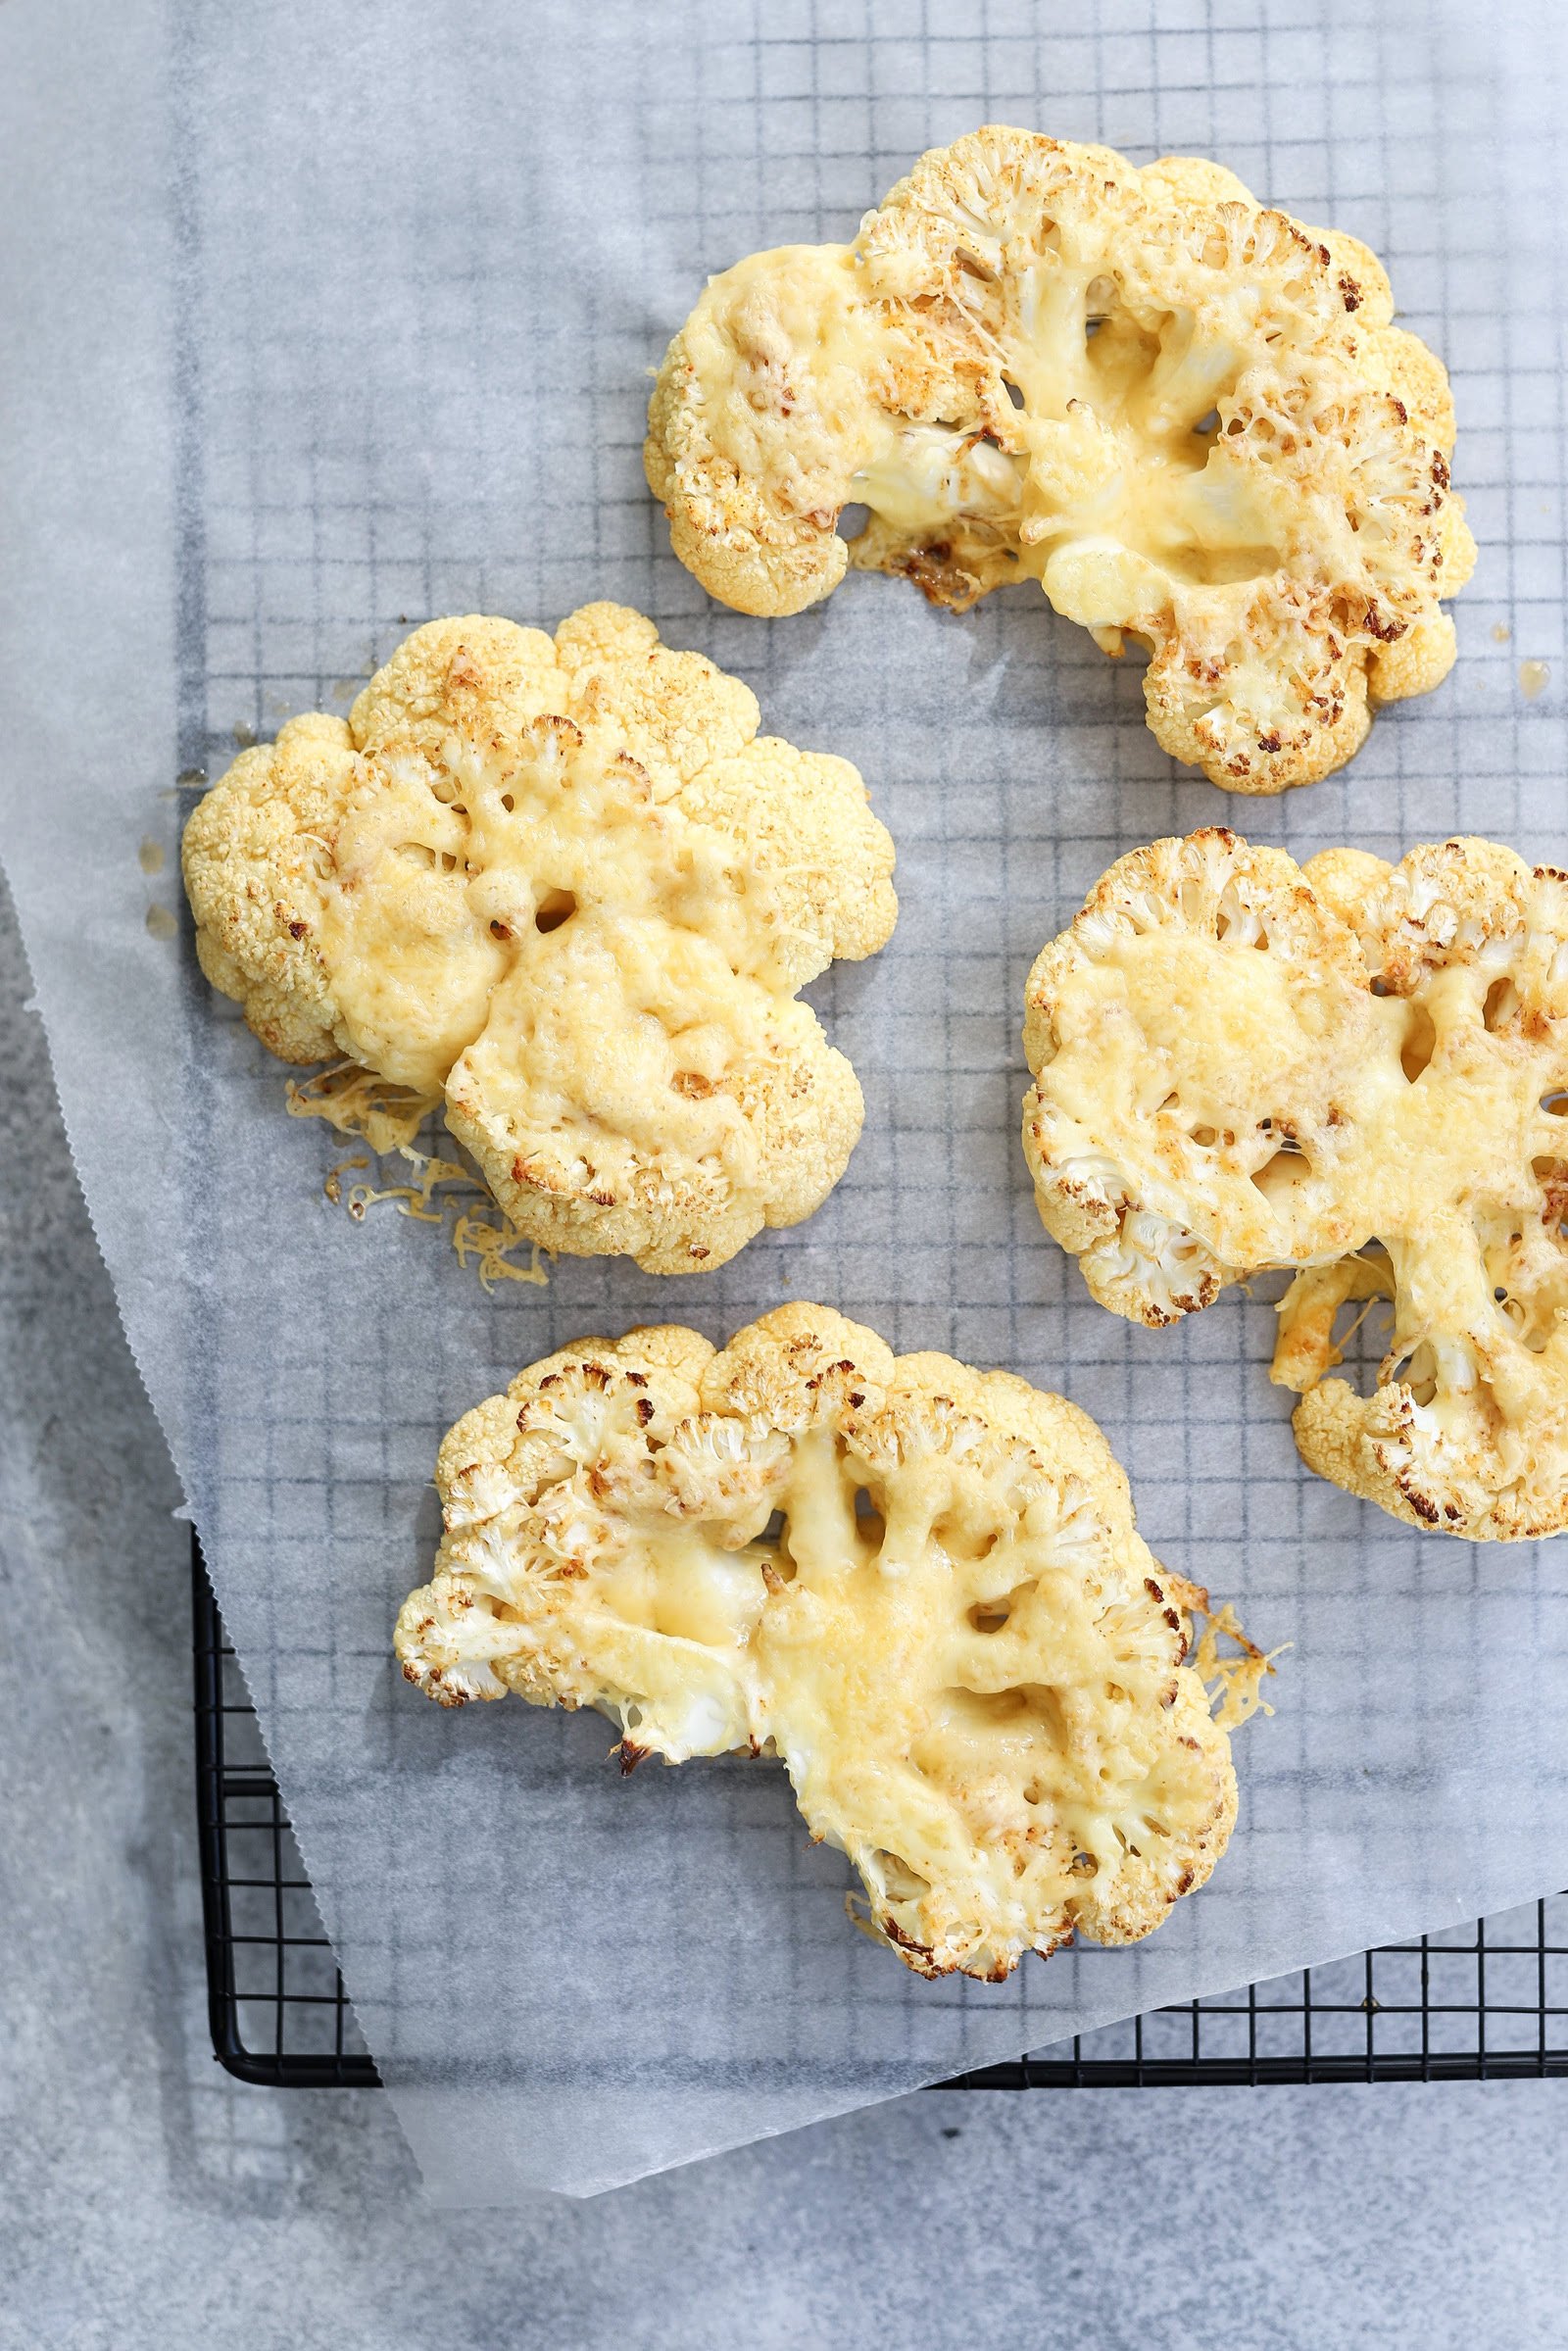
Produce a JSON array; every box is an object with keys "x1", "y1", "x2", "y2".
[{"x1": 0, "y1": 867, "x2": 1562, "y2": 2351}]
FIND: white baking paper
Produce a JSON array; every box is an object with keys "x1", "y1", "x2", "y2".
[{"x1": 4, "y1": 0, "x2": 1568, "y2": 2199}]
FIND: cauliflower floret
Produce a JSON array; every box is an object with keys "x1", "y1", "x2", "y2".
[
  {"x1": 1023, "y1": 830, "x2": 1568, "y2": 1541},
  {"x1": 394, "y1": 1301, "x2": 1244, "y2": 1981},
  {"x1": 647, "y1": 127, "x2": 1473, "y2": 794},
  {"x1": 183, "y1": 606, "x2": 897, "y2": 1274}
]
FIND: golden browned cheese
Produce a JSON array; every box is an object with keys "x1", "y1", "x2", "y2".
[
  {"x1": 1023, "y1": 830, "x2": 1568, "y2": 1541},
  {"x1": 394, "y1": 1303, "x2": 1242, "y2": 1981},
  {"x1": 182, "y1": 607, "x2": 897, "y2": 1274},
  {"x1": 647, "y1": 129, "x2": 1474, "y2": 793}
]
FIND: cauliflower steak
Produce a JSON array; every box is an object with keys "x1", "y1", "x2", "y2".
[
  {"x1": 394, "y1": 1303, "x2": 1240, "y2": 1980},
  {"x1": 183, "y1": 606, "x2": 897, "y2": 1272},
  {"x1": 1024, "y1": 830, "x2": 1568, "y2": 1541},
  {"x1": 647, "y1": 128, "x2": 1473, "y2": 793}
]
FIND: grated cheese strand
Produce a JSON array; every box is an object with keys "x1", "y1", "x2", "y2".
[
  {"x1": 295, "y1": 1076, "x2": 549, "y2": 1290},
  {"x1": 1193, "y1": 1600, "x2": 1285, "y2": 1731}
]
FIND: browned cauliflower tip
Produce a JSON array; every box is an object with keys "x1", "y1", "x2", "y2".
[
  {"x1": 393, "y1": 1302, "x2": 1247, "y2": 1981},
  {"x1": 1023, "y1": 829, "x2": 1568, "y2": 1542},
  {"x1": 647, "y1": 128, "x2": 1474, "y2": 794},
  {"x1": 181, "y1": 606, "x2": 897, "y2": 1274}
]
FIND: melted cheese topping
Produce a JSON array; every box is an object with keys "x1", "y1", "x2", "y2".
[
  {"x1": 757, "y1": 1424, "x2": 1214, "y2": 1962},
  {"x1": 318, "y1": 725, "x2": 776, "y2": 1135},
  {"x1": 397, "y1": 1320, "x2": 1238, "y2": 1979},
  {"x1": 702, "y1": 239, "x2": 1287, "y2": 635}
]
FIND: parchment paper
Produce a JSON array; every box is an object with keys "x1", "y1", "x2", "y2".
[{"x1": 5, "y1": 0, "x2": 1568, "y2": 2199}]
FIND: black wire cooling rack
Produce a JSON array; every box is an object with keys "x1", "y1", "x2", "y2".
[{"x1": 193, "y1": 1536, "x2": 1568, "y2": 2090}]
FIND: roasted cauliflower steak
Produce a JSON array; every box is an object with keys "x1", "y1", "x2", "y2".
[
  {"x1": 647, "y1": 127, "x2": 1473, "y2": 793},
  {"x1": 1023, "y1": 829, "x2": 1568, "y2": 1542},
  {"x1": 394, "y1": 1302, "x2": 1240, "y2": 1980},
  {"x1": 183, "y1": 606, "x2": 897, "y2": 1273}
]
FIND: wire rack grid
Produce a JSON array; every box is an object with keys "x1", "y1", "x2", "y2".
[{"x1": 192, "y1": 1536, "x2": 1568, "y2": 2092}]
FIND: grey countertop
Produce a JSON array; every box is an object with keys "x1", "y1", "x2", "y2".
[{"x1": 2, "y1": 869, "x2": 1564, "y2": 2351}]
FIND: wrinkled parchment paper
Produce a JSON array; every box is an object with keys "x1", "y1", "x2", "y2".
[{"x1": 6, "y1": 0, "x2": 1568, "y2": 2198}]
